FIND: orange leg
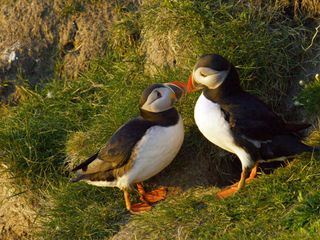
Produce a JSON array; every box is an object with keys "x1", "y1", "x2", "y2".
[
  {"x1": 216, "y1": 162, "x2": 260, "y2": 199},
  {"x1": 237, "y1": 167, "x2": 247, "y2": 189},
  {"x1": 123, "y1": 190, "x2": 152, "y2": 214},
  {"x1": 227, "y1": 162, "x2": 259, "y2": 186},
  {"x1": 216, "y1": 167, "x2": 248, "y2": 199},
  {"x1": 137, "y1": 183, "x2": 167, "y2": 204},
  {"x1": 248, "y1": 162, "x2": 259, "y2": 181}
]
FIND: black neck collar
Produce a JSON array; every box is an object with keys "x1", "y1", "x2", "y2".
[{"x1": 139, "y1": 108, "x2": 179, "y2": 126}]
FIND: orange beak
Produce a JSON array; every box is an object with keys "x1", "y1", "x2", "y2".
[
  {"x1": 165, "y1": 81, "x2": 187, "y2": 99},
  {"x1": 170, "y1": 81, "x2": 187, "y2": 94},
  {"x1": 187, "y1": 74, "x2": 196, "y2": 93}
]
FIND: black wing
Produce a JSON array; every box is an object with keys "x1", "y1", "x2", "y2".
[
  {"x1": 220, "y1": 93, "x2": 291, "y2": 141},
  {"x1": 71, "y1": 117, "x2": 154, "y2": 176}
]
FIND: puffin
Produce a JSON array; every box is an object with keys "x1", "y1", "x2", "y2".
[
  {"x1": 70, "y1": 82, "x2": 186, "y2": 213},
  {"x1": 187, "y1": 53, "x2": 319, "y2": 198}
]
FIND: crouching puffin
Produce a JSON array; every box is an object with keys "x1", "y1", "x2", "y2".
[
  {"x1": 70, "y1": 82, "x2": 186, "y2": 213},
  {"x1": 187, "y1": 53, "x2": 319, "y2": 198}
]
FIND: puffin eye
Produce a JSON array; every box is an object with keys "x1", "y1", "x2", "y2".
[
  {"x1": 155, "y1": 90, "x2": 162, "y2": 98},
  {"x1": 200, "y1": 71, "x2": 207, "y2": 77}
]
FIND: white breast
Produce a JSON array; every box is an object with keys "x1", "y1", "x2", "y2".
[
  {"x1": 194, "y1": 93, "x2": 253, "y2": 168},
  {"x1": 116, "y1": 116, "x2": 184, "y2": 189},
  {"x1": 194, "y1": 93, "x2": 236, "y2": 152}
]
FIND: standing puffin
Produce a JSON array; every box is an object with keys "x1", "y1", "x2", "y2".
[
  {"x1": 70, "y1": 82, "x2": 186, "y2": 213},
  {"x1": 187, "y1": 53, "x2": 318, "y2": 198}
]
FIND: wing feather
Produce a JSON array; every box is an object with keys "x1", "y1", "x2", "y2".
[
  {"x1": 70, "y1": 117, "x2": 154, "y2": 181},
  {"x1": 221, "y1": 93, "x2": 309, "y2": 141}
]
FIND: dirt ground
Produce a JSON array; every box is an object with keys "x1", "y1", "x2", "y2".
[
  {"x1": 0, "y1": 164, "x2": 38, "y2": 239},
  {"x1": 0, "y1": 0, "x2": 139, "y2": 102}
]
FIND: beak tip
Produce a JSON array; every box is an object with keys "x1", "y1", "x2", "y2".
[
  {"x1": 167, "y1": 81, "x2": 187, "y2": 96},
  {"x1": 187, "y1": 74, "x2": 195, "y2": 93}
]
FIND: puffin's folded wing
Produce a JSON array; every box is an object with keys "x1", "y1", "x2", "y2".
[
  {"x1": 231, "y1": 117, "x2": 284, "y2": 141},
  {"x1": 223, "y1": 94, "x2": 311, "y2": 142},
  {"x1": 222, "y1": 94, "x2": 286, "y2": 141},
  {"x1": 70, "y1": 118, "x2": 154, "y2": 180}
]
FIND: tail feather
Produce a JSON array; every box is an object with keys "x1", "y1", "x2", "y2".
[
  {"x1": 260, "y1": 135, "x2": 317, "y2": 160},
  {"x1": 71, "y1": 151, "x2": 99, "y2": 172},
  {"x1": 69, "y1": 169, "x2": 116, "y2": 183},
  {"x1": 69, "y1": 174, "x2": 87, "y2": 183}
]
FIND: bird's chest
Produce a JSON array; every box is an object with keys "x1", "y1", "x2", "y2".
[
  {"x1": 127, "y1": 116, "x2": 184, "y2": 183},
  {"x1": 194, "y1": 94, "x2": 236, "y2": 153}
]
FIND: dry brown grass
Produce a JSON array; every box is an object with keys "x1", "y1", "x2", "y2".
[
  {"x1": 0, "y1": 164, "x2": 38, "y2": 240},
  {"x1": 0, "y1": 0, "x2": 58, "y2": 83},
  {"x1": 0, "y1": 0, "x2": 141, "y2": 83},
  {"x1": 141, "y1": 0, "x2": 199, "y2": 75},
  {"x1": 298, "y1": 0, "x2": 320, "y2": 18},
  {"x1": 247, "y1": 0, "x2": 319, "y2": 18},
  {"x1": 58, "y1": 2, "x2": 113, "y2": 78}
]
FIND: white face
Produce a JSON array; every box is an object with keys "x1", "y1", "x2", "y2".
[
  {"x1": 140, "y1": 87, "x2": 177, "y2": 113},
  {"x1": 193, "y1": 67, "x2": 230, "y2": 89}
]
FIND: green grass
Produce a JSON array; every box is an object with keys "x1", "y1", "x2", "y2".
[
  {"x1": 0, "y1": 54, "x2": 147, "y2": 185},
  {"x1": 126, "y1": 153, "x2": 320, "y2": 240},
  {"x1": 39, "y1": 181, "x2": 129, "y2": 240},
  {"x1": 298, "y1": 75, "x2": 320, "y2": 115},
  {"x1": 141, "y1": 0, "x2": 309, "y2": 107},
  {"x1": 0, "y1": 0, "x2": 319, "y2": 239}
]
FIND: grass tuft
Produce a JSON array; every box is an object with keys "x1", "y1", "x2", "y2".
[
  {"x1": 0, "y1": 54, "x2": 145, "y2": 185},
  {"x1": 298, "y1": 74, "x2": 320, "y2": 115},
  {"x1": 39, "y1": 181, "x2": 129, "y2": 240}
]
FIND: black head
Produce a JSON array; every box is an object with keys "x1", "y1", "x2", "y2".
[
  {"x1": 187, "y1": 54, "x2": 241, "y2": 98},
  {"x1": 139, "y1": 82, "x2": 186, "y2": 113},
  {"x1": 195, "y1": 54, "x2": 231, "y2": 72}
]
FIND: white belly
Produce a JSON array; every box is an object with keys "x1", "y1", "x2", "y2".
[
  {"x1": 116, "y1": 116, "x2": 184, "y2": 189},
  {"x1": 194, "y1": 93, "x2": 236, "y2": 152},
  {"x1": 194, "y1": 94, "x2": 253, "y2": 168}
]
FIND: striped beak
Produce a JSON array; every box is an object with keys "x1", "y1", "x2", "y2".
[{"x1": 164, "y1": 81, "x2": 187, "y2": 100}]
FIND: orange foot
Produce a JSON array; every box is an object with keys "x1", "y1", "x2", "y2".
[
  {"x1": 130, "y1": 202, "x2": 152, "y2": 214},
  {"x1": 216, "y1": 178, "x2": 256, "y2": 199},
  {"x1": 140, "y1": 187, "x2": 167, "y2": 203},
  {"x1": 216, "y1": 177, "x2": 257, "y2": 199},
  {"x1": 217, "y1": 164, "x2": 259, "y2": 199},
  {"x1": 216, "y1": 185, "x2": 238, "y2": 199}
]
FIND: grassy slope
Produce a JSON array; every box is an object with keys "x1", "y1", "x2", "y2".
[
  {"x1": 0, "y1": 1, "x2": 319, "y2": 239},
  {"x1": 127, "y1": 153, "x2": 320, "y2": 240}
]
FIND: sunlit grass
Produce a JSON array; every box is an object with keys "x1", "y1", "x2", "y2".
[
  {"x1": 126, "y1": 152, "x2": 320, "y2": 240},
  {"x1": 0, "y1": 0, "x2": 319, "y2": 239}
]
